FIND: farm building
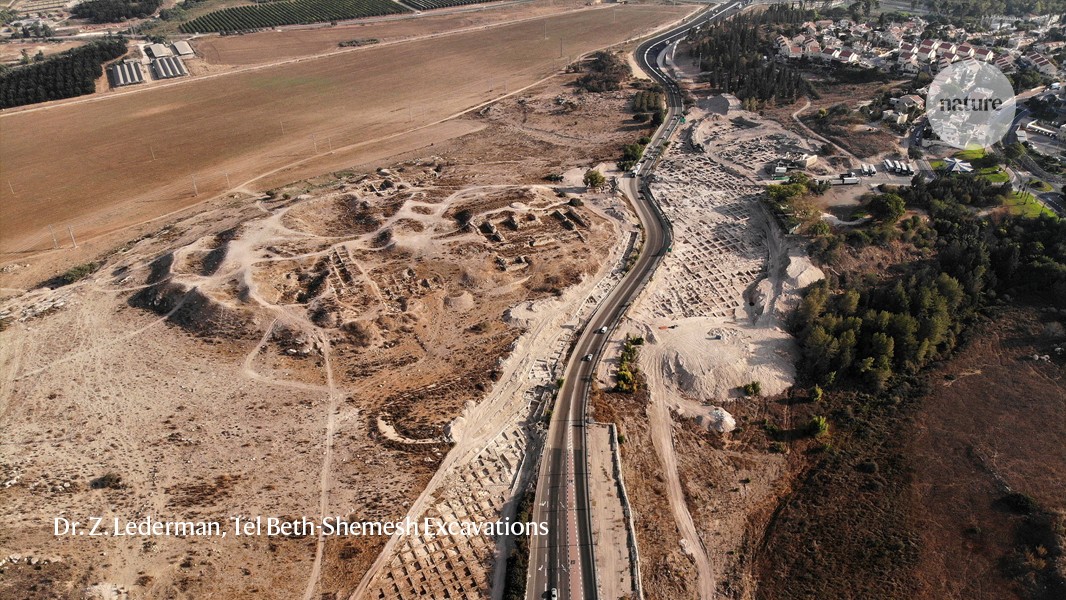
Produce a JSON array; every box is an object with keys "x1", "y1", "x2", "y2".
[
  {"x1": 151, "y1": 56, "x2": 188, "y2": 80},
  {"x1": 146, "y1": 43, "x2": 172, "y2": 59},
  {"x1": 172, "y1": 41, "x2": 194, "y2": 57},
  {"x1": 108, "y1": 61, "x2": 144, "y2": 88}
]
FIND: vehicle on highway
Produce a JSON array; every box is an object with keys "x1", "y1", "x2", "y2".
[
  {"x1": 550, "y1": 588, "x2": 558, "y2": 599},
  {"x1": 582, "y1": 354, "x2": 593, "y2": 361},
  {"x1": 596, "y1": 326, "x2": 608, "y2": 334}
]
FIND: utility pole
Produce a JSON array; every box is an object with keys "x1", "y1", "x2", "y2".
[
  {"x1": 67, "y1": 225, "x2": 77, "y2": 248},
  {"x1": 328, "y1": 137, "x2": 332, "y2": 152},
  {"x1": 7, "y1": 181, "x2": 13, "y2": 195},
  {"x1": 280, "y1": 120, "x2": 286, "y2": 134},
  {"x1": 312, "y1": 133, "x2": 318, "y2": 153},
  {"x1": 192, "y1": 175, "x2": 198, "y2": 196},
  {"x1": 48, "y1": 225, "x2": 58, "y2": 249},
  {"x1": 559, "y1": 38, "x2": 563, "y2": 59},
  {"x1": 225, "y1": 172, "x2": 231, "y2": 187},
  {"x1": 150, "y1": 145, "x2": 156, "y2": 160}
]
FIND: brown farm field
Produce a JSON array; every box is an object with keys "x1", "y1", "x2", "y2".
[
  {"x1": 193, "y1": 0, "x2": 598, "y2": 66},
  {"x1": 0, "y1": 3, "x2": 691, "y2": 257}
]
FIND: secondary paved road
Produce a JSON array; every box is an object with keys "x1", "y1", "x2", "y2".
[{"x1": 525, "y1": 3, "x2": 744, "y2": 599}]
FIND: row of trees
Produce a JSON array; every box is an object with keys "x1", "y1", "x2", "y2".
[
  {"x1": 631, "y1": 90, "x2": 662, "y2": 113},
  {"x1": 180, "y1": 0, "x2": 406, "y2": 34},
  {"x1": 689, "y1": 7, "x2": 811, "y2": 104},
  {"x1": 794, "y1": 172, "x2": 1066, "y2": 391},
  {"x1": 0, "y1": 38, "x2": 127, "y2": 109},
  {"x1": 9, "y1": 21, "x2": 54, "y2": 38},
  {"x1": 72, "y1": 0, "x2": 162, "y2": 23}
]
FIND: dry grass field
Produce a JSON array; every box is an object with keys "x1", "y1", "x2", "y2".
[
  {"x1": 193, "y1": 0, "x2": 597, "y2": 66},
  {"x1": 0, "y1": 3, "x2": 690, "y2": 257}
]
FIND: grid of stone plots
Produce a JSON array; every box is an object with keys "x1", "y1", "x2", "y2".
[
  {"x1": 646, "y1": 149, "x2": 769, "y2": 320},
  {"x1": 365, "y1": 427, "x2": 530, "y2": 599}
]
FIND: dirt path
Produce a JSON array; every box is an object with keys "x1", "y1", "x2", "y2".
[
  {"x1": 643, "y1": 347, "x2": 717, "y2": 599},
  {"x1": 790, "y1": 98, "x2": 859, "y2": 164},
  {"x1": 301, "y1": 332, "x2": 342, "y2": 600}
]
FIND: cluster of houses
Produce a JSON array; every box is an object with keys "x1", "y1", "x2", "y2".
[
  {"x1": 896, "y1": 39, "x2": 995, "y2": 74},
  {"x1": 774, "y1": 15, "x2": 1062, "y2": 78}
]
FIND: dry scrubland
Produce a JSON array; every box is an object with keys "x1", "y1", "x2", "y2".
[
  {"x1": 0, "y1": 4, "x2": 689, "y2": 256},
  {"x1": 0, "y1": 65, "x2": 663, "y2": 598},
  {"x1": 753, "y1": 306, "x2": 1066, "y2": 600}
]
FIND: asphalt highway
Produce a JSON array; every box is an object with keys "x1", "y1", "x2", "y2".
[{"x1": 524, "y1": 3, "x2": 744, "y2": 599}]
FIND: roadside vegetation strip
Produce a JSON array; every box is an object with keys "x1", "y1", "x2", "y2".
[
  {"x1": 179, "y1": 0, "x2": 409, "y2": 34},
  {"x1": 501, "y1": 489, "x2": 535, "y2": 600},
  {"x1": 614, "y1": 335, "x2": 643, "y2": 393}
]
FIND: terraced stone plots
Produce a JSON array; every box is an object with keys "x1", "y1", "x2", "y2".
[{"x1": 179, "y1": 0, "x2": 409, "y2": 34}]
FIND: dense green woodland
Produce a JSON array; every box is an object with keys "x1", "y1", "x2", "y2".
[
  {"x1": 689, "y1": 6, "x2": 812, "y2": 104},
  {"x1": 72, "y1": 0, "x2": 162, "y2": 23},
  {"x1": 926, "y1": 0, "x2": 1066, "y2": 17},
  {"x1": 795, "y1": 174, "x2": 1066, "y2": 391},
  {"x1": 0, "y1": 39, "x2": 127, "y2": 108}
]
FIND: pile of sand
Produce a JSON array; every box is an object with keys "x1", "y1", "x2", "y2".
[
  {"x1": 444, "y1": 291, "x2": 475, "y2": 312},
  {"x1": 785, "y1": 254, "x2": 824, "y2": 290}
]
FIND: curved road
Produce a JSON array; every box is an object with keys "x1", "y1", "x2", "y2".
[{"x1": 525, "y1": 3, "x2": 744, "y2": 599}]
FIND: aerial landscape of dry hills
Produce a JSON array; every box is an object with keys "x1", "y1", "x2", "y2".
[{"x1": 2, "y1": 0, "x2": 1066, "y2": 599}]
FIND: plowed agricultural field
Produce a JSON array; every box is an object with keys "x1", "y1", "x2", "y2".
[{"x1": 0, "y1": 4, "x2": 691, "y2": 256}]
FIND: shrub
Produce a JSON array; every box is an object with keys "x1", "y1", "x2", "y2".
[
  {"x1": 807, "y1": 415, "x2": 829, "y2": 438},
  {"x1": 742, "y1": 381, "x2": 762, "y2": 397},
  {"x1": 856, "y1": 460, "x2": 878, "y2": 474},
  {"x1": 59, "y1": 262, "x2": 99, "y2": 286},
  {"x1": 583, "y1": 169, "x2": 606, "y2": 190},
  {"x1": 1001, "y1": 492, "x2": 1038, "y2": 515},
  {"x1": 90, "y1": 472, "x2": 124, "y2": 489}
]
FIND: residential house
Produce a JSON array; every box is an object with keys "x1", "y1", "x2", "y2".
[
  {"x1": 994, "y1": 54, "x2": 1017, "y2": 73},
  {"x1": 882, "y1": 110, "x2": 908, "y2": 125},
  {"x1": 892, "y1": 94, "x2": 925, "y2": 111},
  {"x1": 835, "y1": 48, "x2": 859, "y2": 64},
  {"x1": 781, "y1": 45, "x2": 803, "y2": 59},
  {"x1": 1024, "y1": 52, "x2": 1060, "y2": 76}
]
